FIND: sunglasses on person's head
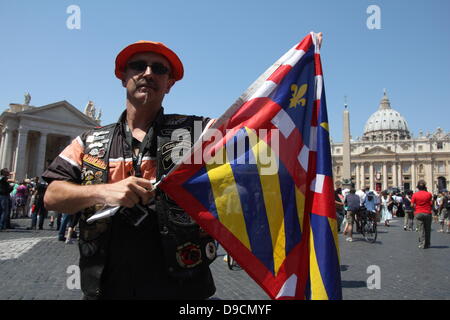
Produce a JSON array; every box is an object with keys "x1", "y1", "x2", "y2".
[{"x1": 127, "y1": 60, "x2": 170, "y2": 75}]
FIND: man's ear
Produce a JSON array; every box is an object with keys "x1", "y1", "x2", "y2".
[
  {"x1": 121, "y1": 74, "x2": 127, "y2": 88},
  {"x1": 165, "y1": 79, "x2": 176, "y2": 94}
]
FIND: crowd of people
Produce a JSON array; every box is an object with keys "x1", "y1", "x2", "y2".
[
  {"x1": 335, "y1": 180, "x2": 450, "y2": 248},
  {"x1": 0, "y1": 168, "x2": 78, "y2": 243}
]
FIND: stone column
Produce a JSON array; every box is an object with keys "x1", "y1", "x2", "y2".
[
  {"x1": 369, "y1": 162, "x2": 374, "y2": 191},
  {"x1": 35, "y1": 132, "x2": 48, "y2": 178},
  {"x1": 393, "y1": 162, "x2": 398, "y2": 187},
  {"x1": 356, "y1": 163, "x2": 360, "y2": 190},
  {"x1": 0, "y1": 131, "x2": 4, "y2": 164},
  {"x1": 398, "y1": 162, "x2": 403, "y2": 189},
  {"x1": 411, "y1": 161, "x2": 416, "y2": 191},
  {"x1": 0, "y1": 128, "x2": 13, "y2": 169},
  {"x1": 0, "y1": 131, "x2": 5, "y2": 168},
  {"x1": 425, "y1": 161, "x2": 433, "y2": 193},
  {"x1": 361, "y1": 163, "x2": 366, "y2": 188},
  {"x1": 383, "y1": 163, "x2": 388, "y2": 190},
  {"x1": 13, "y1": 128, "x2": 29, "y2": 181}
]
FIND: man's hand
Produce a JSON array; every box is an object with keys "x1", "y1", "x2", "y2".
[
  {"x1": 44, "y1": 177, "x2": 156, "y2": 214},
  {"x1": 99, "y1": 176, "x2": 155, "y2": 208},
  {"x1": 317, "y1": 32, "x2": 323, "y2": 49}
]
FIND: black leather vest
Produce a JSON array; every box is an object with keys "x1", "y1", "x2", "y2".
[{"x1": 77, "y1": 115, "x2": 216, "y2": 299}]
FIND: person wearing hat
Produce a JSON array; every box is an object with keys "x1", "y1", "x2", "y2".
[{"x1": 43, "y1": 41, "x2": 216, "y2": 299}]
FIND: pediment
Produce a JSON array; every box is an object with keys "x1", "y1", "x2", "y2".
[
  {"x1": 19, "y1": 101, "x2": 98, "y2": 127},
  {"x1": 360, "y1": 146, "x2": 395, "y2": 156}
]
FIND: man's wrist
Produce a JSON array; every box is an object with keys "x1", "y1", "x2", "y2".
[{"x1": 86, "y1": 184, "x2": 107, "y2": 206}]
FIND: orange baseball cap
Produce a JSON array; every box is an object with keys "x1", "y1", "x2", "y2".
[{"x1": 115, "y1": 41, "x2": 184, "y2": 81}]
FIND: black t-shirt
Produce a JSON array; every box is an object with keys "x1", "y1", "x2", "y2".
[
  {"x1": 34, "y1": 183, "x2": 47, "y2": 207},
  {"x1": 0, "y1": 176, "x2": 12, "y2": 196},
  {"x1": 403, "y1": 197, "x2": 412, "y2": 210},
  {"x1": 100, "y1": 211, "x2": 215, "y2": 300}
]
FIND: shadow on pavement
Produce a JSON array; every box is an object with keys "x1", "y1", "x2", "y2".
[
  {"x1": 341, "y1": 280, "x2": 367, "y2": 288},
  {"x1": 0, "y1": 228, "x2": 33, "y2": 234}
]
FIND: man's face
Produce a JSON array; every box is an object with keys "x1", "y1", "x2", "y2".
[{"x1": 121, "y1": 52, "x2": 175, "y2": 108}]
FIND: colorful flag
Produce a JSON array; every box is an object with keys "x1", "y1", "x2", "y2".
[{"x1": 159, "y1": 32, "x2": 342, "y2": 300}]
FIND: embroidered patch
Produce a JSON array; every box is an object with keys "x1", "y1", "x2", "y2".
[
  {"x1": 160, "y1": 140, "x2": 192, "y2": 170},
  {"x1": 205, "y1": 242, "x2": 217, "y2": 261},
  {"x1": 165, "y1": 116, "x2": 188, "y2": 126},
  {"x1": 83, "y1": 154, "x2": 107, "y2": 170},
  {"x1": 81, "y1": 168, "x2": 94, "y2": 181},
  {"x1": 176, "y1": 242, "x2": 202, "y2": 268},
  {"x1": 94, "y1": 171, "x2": 103, "y2": 179},
  {"x1": 93, "y1": 131, "x2": 109, "y2": 136},
  {"x1": 98, "y1": 148, "x2": 106, "y2": 158},
  {"x1": 160, "y1": 127, "x2": 192, "y2": 138},
  {"x1": 89, "y1": 148, "x2": 99, "y2": 156},
  {"x1": 88, "y1": 142, "x2": 103, "y2": 149},
  {"x1": 93, "y1": 135, "x2": 106, "y2": 141}
]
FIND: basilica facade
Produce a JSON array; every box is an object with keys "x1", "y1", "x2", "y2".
[
  {"x1": 0, "y1": 98, "x2": 100, "y2": 182},
  {"x1": 331, "y1": 92, "x2": 450, "y2": 193}
]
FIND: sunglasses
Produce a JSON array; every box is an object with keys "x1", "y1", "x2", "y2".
[{"x1": 127, "y1": 60, "x2": 170, "y2": 75}]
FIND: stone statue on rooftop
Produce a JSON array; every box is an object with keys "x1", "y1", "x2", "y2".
[
  {"x1": 84, "y1": 101, "x2": 95, "y2": 118},
  {"x1": 24, "y1": 92, "x2": 31, "y2": 105}
]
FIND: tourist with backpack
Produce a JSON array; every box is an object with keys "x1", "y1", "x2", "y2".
[
  {"x1": 343, "y1": 188, "x2": 361, "y2": 242},
  {"x1": 438, "y1": 191, "x2": 450, "y2": 233},
  {"x1": 403, "y1": 190, "x2": 414, "y2": 231}
]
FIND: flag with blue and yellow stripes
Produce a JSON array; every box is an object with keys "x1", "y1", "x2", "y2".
[{"x1": 159, "y1": 32, "x2": 342, "y2": 300}]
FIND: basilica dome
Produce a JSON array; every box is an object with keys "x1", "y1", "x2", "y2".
[{"x1": 363, "y1": 91, "x2": 411, "y2": 141}]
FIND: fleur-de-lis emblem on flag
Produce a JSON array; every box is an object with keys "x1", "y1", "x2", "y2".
[{"x1": 289, "y1": 83, "x2": 308, "y2": 108}]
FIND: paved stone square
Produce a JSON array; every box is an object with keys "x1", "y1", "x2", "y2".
[{"x1": 0, "y1": 217, "x2": 449, "y2": 300}]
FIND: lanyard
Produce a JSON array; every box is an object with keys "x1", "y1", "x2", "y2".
[{"x1": 124, "y1": 122, "x2": 155, "y2": 178}]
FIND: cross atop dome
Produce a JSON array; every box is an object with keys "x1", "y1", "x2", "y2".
[{"x1": 379, "y1": 89, "x2": 392, "y2": 110}]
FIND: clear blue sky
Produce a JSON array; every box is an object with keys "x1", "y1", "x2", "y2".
[{"x1": 1, "y1": 0, "x2": 449, "y2": 141}]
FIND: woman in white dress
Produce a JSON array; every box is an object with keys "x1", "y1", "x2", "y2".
[{"x1": 380, "y1": 191, "x2": 393, "y2": 226}]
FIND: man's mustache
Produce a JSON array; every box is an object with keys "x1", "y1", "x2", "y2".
[{"x1": 135, "y1": 80, "x2": 158, "y2": 90}]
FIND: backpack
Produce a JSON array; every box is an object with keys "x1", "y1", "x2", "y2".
[
  {"x1": 403, "y1": 196, "x2": 412, "y2": 210},
  {"x1": 445, "y1": 196, "x2": 450, "y2": 210}
]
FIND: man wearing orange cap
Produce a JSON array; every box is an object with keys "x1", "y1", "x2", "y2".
[{"x1": 43, "y1": 41, "x2": 217, "y2": 299}]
